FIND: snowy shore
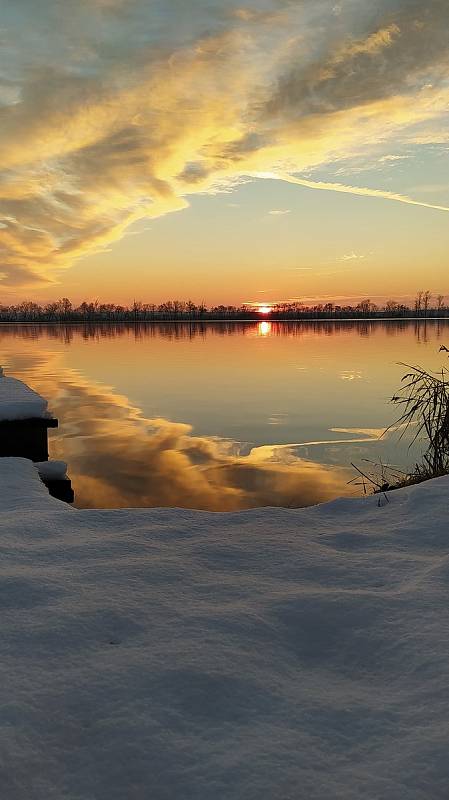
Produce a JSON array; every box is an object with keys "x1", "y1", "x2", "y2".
[
  {"x1": 1, "y1": 458, "x2": 448, "y2": 799},
  {"x1": 0, "y1": 374, "x2": 49, "y2": 420}
]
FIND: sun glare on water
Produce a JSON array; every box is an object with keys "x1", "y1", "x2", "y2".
[{"x1": 258, "y1": 321, "x2": 272, "y2": 336}]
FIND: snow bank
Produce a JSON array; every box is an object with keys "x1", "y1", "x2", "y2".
[
  {"x1": 0, "y1": 457, "x2": 59, "y2": 512},
  {"x1": 0, "y1": 458, "x2": 449, "y2": 799},
  {"x1": 0, "y1": 373, "x2": 48, "y2": 420}
]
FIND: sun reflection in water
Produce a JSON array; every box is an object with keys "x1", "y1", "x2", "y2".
[{"x1": 258, "y1": 321, "x2": 272, "y2": 336}]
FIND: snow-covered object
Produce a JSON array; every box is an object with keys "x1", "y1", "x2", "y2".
[
  {"x1": 1, "y1": 457, "x2": 449, "y2": 799},
  {"x1": 36, "y1": 460, "x2": 68, "y2": 481},
  {"x1": 0, "y1": 376, "x2": 48, "y2": 420},
  {"x1": 0, "y1": 458, "x2": 54, "y2": 512}
]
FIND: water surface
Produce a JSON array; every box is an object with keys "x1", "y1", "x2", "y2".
[{"x1": 1, "y1": 320, "x2": 447, "y2": 510}]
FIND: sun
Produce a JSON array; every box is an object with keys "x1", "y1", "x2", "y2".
[{"x1": 258, "y1": 305, "x2": 272, "y2": 315}]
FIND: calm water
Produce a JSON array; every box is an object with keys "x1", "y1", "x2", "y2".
[{"x1": 1, "y1": 320, "x2": 448, "y2": 510}]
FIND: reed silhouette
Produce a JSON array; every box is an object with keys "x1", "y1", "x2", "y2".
[{"x1": 352, "y1": 349, "x2": 449, "y2": 495}]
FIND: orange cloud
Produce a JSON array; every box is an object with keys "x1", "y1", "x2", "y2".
[{"x1": 0, "y1": 0, "x2": 448, "y2": 286}]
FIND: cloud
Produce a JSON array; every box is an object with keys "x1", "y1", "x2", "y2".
[
  {"x1": 405, "y1": 129, "x2": 449, "y2": 145},
  {"x1": 265, "y1": 1, "x2": 449, "y2": 120},
  {"x1": 379, "y1": 154, "x2": 410, "y2": 162},
  {"x1": 339, "y1": 252, "x2": 366, "y2": 262},
  {"x1": 268, "y1": 209, "x2": 291, "y2": 215},
  {"x1": 259, "y1": 173, "x2": 449, "y2": 212},
  {"x1": 0, "y1": 0, "x2": 448, "y2": 285}
]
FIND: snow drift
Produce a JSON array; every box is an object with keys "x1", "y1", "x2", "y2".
[
  {"x1": 0, "y1": 458, "x2": 448, "y2": 799},
  {"x1": 0, "y1": 373, "x2": 48, "y2": 420}
]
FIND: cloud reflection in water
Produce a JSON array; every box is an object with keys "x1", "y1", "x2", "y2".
[{"x1": 31, "y1": 368, "x2": 354, "y2": 510}]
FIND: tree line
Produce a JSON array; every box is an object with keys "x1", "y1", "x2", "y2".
[{"x1": 0, "y1": 292, "x2": 447, "y2": 322}]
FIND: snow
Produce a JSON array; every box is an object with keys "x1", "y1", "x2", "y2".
[
  {"x1": 36, "y1": 460, "x2": 68, "y2": 481},
  {"x1": 0, "y1": 457, "x2": 55, "y2": 511},
  {"x1": 0, "y1": 374, "x2": 48, "y2": 420},
  {"x1": 1, "y1": 457, "x2": 449, "y2": 799}
]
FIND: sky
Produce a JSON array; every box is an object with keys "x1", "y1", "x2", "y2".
[{"x1": 0, "y1": 0, "x2": 448, "y2": 306}]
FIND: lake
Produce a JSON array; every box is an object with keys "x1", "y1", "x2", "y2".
[{"x1": 1, "y1": 319, "x2": 448, "y2": 510}]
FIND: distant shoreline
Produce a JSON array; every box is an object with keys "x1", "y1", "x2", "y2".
[{"x1": 0, "y1": 316, "x2": 449, "y2": 325}]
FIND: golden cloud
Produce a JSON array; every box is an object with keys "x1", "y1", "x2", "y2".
[{"x1": 0, "y1": 0, "x2": 448, "y2": 285}]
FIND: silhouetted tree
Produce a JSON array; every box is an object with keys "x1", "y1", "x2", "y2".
[
  {"x1": 0, "y1": 295, "x2": 448, "y2": 322},
  {"x1": 415, "y1": 291, "x2": 423, "y2": 316},
  {"x1": 422, "y1": 290, "x2": 432, "y2": 318}
]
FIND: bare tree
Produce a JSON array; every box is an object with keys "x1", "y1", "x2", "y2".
[
  {"x1": 422, "y1": 290, "x2": 432, "y2": 317},
  {"x1": 414, "y1": 291, "x2": 423, "y2": 316},
  {"x1": 385, "y1": 300, "x2": 398, "y2": 315},
  {"x1": 132, "y1": 300, "x2": 142, "y2": 321}
]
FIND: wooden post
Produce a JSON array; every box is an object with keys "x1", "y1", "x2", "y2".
[
  {"x1": 0, "y1": 417, "x2": 58, "y2": 461},
  {"x1": 0, "y1": 372, "x2": 74, "y2": 503}
]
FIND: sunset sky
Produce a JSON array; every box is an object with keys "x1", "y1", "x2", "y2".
[{"x1": 1, "y1": 0, "x2": 448, "y2": 306}]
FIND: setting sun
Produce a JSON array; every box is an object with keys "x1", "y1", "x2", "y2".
[{"x1": 258, "y1": 306, "x2": 272, "y2": 315}]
